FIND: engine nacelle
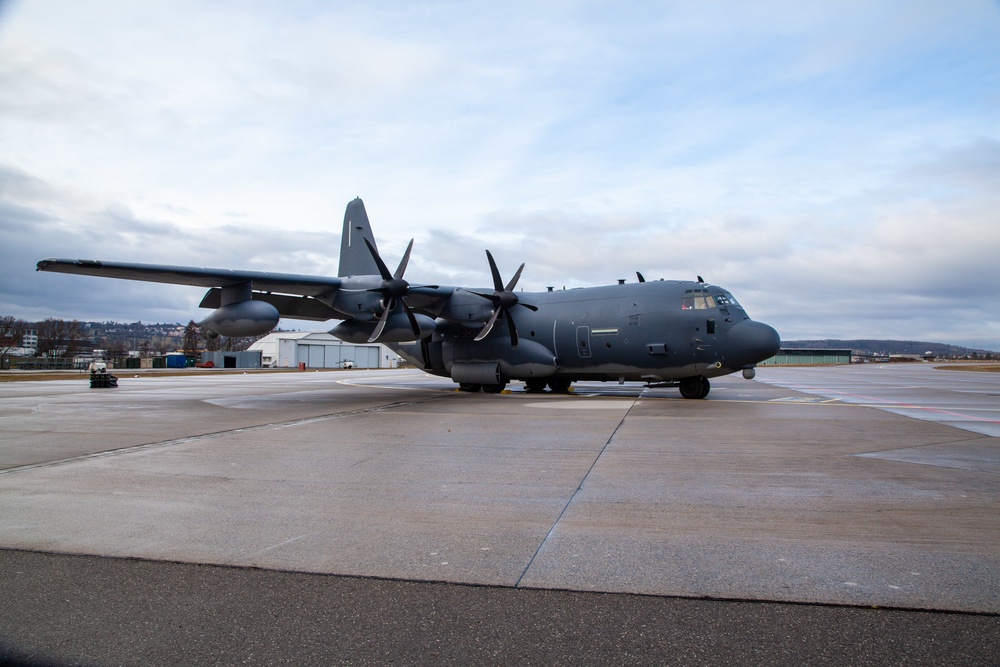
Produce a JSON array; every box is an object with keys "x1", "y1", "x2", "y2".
[
  {"x1": 199, "y1": 300, "x2": 279, "y2": 337},
  {"x1": 330, "y1": 313, "x2": 436, "y2": 344}
]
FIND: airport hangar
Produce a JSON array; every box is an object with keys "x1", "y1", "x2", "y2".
[{"x1": 247, "y1": 330, "x2": 402, "y2": 369}]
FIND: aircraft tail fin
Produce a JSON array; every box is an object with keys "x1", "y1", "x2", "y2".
[{"x1": 338, "y1": 197, "x2": 381, "y2": 277}]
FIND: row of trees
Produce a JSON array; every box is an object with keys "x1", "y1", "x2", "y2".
[
  {"x1": 2, "y1": 316, "x2": 265, "y2": 366},
  {"x1": 2, "y1": 316, "x2": 88, "y2": 360}
]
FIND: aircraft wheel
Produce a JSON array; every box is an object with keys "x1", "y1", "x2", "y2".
[
  {"x1": 678, "y1": 376, "x2": 706, "y2": 399},
  {"x1": 524, "y1": 379, "x2": 548, "y2": 392},
  {"x1": 699, "y1": 377, "x2": 711, "y2": 398},
  {"x1": 482, "y1": 382, "x2": 507, "y2": 394},
  {"x1": 458, "y1": 383, "x2": 482, "y2": 392},
  {"x1": 548, "y1": 379, "x2": 572, "y2": 393}
]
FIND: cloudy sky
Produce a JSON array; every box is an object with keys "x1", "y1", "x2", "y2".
[{"x1": 1, "y1": 1, "x2": 998, "y2": 349}]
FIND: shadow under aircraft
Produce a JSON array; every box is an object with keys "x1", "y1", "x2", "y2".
[{"x1": 37, "y1": 198, "x2": 780, "y2": 398}]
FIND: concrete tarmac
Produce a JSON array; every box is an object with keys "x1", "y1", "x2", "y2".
[{"x1": 1, "y1": 365, "x2": 998, "y2": 664}]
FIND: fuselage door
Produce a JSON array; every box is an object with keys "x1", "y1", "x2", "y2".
[{"x1": 576, "y1": 326, "x2": 591, "y2": 358}]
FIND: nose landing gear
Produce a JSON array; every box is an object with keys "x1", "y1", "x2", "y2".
[{"x1": 679, "y1": 375, "x2": 710, "y2": 399}]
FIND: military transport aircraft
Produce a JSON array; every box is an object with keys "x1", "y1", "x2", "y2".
[{"x1": 37, "y1": 198, "x2": 780, "y2": 398}]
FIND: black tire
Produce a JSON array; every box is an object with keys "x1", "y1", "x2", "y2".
[
  {"x1": 458, "y1": 383, "x2": 482, "y2": 392},
  {"x1": 482, "y1": 382, "x2": 507, "y2": 394},
  {"x1": 678, "y1": 376, "x2": 705, "y2": 399},
  {"x1": 548, "y1": 378, "x2": 572, "y2": 393},
  {"x1": 699, "y1": 377, "x2": 711, "y2": 398},
  {"x1": 524, "y1": 379, "x2": 548, "y2": 392}
]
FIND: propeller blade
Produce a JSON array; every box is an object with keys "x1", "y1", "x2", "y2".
[
  {"x1": 468, "y1": 290, "x2": 494, "y2": 302},
  {"x1": 401, "y1": 302, "x2": 421, "y2": 338},
  {"x1": 505, "y1": 263, "x2": 525, "y2": 292},
  {"x1": 518, "y1": 302, "x2": 539, "y2": 312},
  {"x1": 485, "y1": 250, "x2": 504, "y2": 291},
  {"x1": 504, "y1": 309, "x2": 519, "y2": 348},
  {"x1": 394, "y1": 239, "x2": 414, "y2": 280},
  {"x1": 420, "y1": 336, "x2": 432, "y2": 370},
  {"x1": 363, "y1": 238, "x2": 393, "y2": 281},
  {"x1": 368, "y1": 301, "x2": 393, "y2": 342},
  {"x1": 474, "y1": 308, "x2": 502, "y2": 342}
]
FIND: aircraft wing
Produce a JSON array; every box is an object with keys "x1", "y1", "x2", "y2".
[
  {"x1": 35, "y1": 258, "x2": 341, "y2": 296},
  {"x1": 35, "y1": 258, "x2": 463, "y2": 324}
]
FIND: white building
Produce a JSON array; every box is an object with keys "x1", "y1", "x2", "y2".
[
  {"x1": 6, "y1": 329, "x2": 38, "y2": 357},
  {"x1": 248, "y1": 331, "x2": 401, "y2": 369}
]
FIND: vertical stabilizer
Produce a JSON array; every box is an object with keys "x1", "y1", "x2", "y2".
[{"x1": 338, "y1": 198, "x2": 381, "y2": 277}]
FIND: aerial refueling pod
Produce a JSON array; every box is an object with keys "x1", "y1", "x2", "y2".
[
  {"x1": 330, "y1": 313, "x2": 436, "y2": 344},
  {"x1": 199, "y1": 300, "x2": 280, "y2": 337},
  {"x1": 198, "y1": 282, "x2": 279, "y2": 337}
]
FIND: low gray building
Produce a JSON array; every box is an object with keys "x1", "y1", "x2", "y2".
[
  {"x1": 759, "y1": 348, "x2": 853, "y2": 365},
  {"x1": 247, "y1": 331, "x2": 400, "y2": 369},
  {"x1": 200, "y1": 350, "x2": 263, "y2": 369}
]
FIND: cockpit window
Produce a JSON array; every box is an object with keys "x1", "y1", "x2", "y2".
[
  {"x1": 718, "y1": 292, "x2": 740, "y2": 307},
  {"x1": 681, "y1": 289, "x2": 712, "y2": 310},
  {"x1": 682, "y1": 289, "x2": 742, "y2": 310}
]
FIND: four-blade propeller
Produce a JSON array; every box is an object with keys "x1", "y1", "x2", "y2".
[
  {"x1": 469, "y1": 250, "x2": 538, "y2": 348},
  {"x1": 364, "y1": 238, "x2": 437, "y2": 343}
]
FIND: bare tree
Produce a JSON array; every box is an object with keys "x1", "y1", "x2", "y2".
[
  {"x1": 223, "y1": 335, "x2": 255, "y2": 352},
  {"x1": 35, "y1": 319, "x2": 87, "y2": 359},
  {"x1": 106, "y1": 340, "x2": 129, "y2": 364},
  {"x1": 1, "y1": 316, "x2": 27, "y2": 368}
]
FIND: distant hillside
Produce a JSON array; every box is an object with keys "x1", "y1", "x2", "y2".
[{"x1": 782, "y1": 339, "x2": 997, "y2": 357}]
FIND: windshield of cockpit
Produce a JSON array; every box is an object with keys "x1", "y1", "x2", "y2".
[{"x1": 681, "y1": 288, "x2": 741, "y2": 310}]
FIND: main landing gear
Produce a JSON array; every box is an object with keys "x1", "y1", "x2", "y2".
[
  {"x1": 524, "y1": 379, "x2": 548, "y2": 392},
  {"x1": 464, "y1": 376, "x2": 710, "y2": 399},
  {"x1": 678, "y1": 375, "x2": 710, "y2": 399},
  {"x1": 462, "y1": 378, "x2": 574, "y2": 393},
  {"x1": 458, "y1": 381, "x2": 508, "y2": 393},
  {"x1": 523, "y1": 378, "x2": 572, "y2": 393}
]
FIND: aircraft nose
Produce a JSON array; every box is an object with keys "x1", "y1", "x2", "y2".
[{"x1": 727, "y1": 320, "x2": 781, "y2": 367}]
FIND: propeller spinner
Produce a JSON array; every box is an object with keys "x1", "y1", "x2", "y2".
[{"x1": 470, "y1": 250, "x2": 538, "y2": 348}]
